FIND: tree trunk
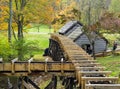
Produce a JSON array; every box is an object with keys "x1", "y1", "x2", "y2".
[
  {"x1": 17, "y1": 17, "x2": 24, "y2": 60},
  {"x1": 14, "y1": 0, "x2": 26, "y2": 60},
  {"x1": 8, "y1": 0, "x2": 12, "y2": 43},
  {"x1": 88, "y1": 1, "x2": 91, "y2": 25},
  {"x1": 12, "y1": 27, "x2": 17, "y2": 41},
  {"x1": 92, "y1": 41, "x2": 96, "y2": 60}
]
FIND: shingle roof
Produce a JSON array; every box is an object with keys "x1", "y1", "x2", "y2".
[
  {"x1": 59, "y1": 21, "x2": 78, "y2": 34},
  {"x1": 68, "y1": 26, "x2": 83, "y2": 40}
]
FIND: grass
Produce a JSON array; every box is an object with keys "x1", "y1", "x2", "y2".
[
  {"x1": 25, "y1": 34, "x2": 49, "y2": 49},
  {"x1": 24, "y1": 30, "x2": 52, "y2": 61},
  {"x1": 97, "y1": 55, "x2": 120, "y2": 77},
  {"x1": 26, "y1": 24, "x2": 54, "y2": 33}
]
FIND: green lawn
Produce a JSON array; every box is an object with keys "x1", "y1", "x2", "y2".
[
  {"x1": 97, "y1": 55, "x2": 120, "y2": 77},
  {"x1": 26, "y1": 24, "x2": 54, "y2": 33},
  {"x1": 24, "y1": 24, "x2": 54, "y2": 60},
  {"x1": 24, "y1": 33, "x2": 50, "y2": 61}
]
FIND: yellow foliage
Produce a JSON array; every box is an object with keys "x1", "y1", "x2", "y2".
[
  {"x1": 0, "y1": 0, "x2": 9, "y2": 30},
  {"x1": 52, "y1": 1, "x2": 79, "y2": 31},
  {"x1": 0, "y1": 23, "x2": 8, "y2": 30}
]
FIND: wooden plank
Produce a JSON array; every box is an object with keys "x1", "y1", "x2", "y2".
[
  {"x1": 82, "y1": 77, "x2": 119, "y2": 81},
  {"x1": 80, "y1": 71, "x2": 111, "y2": 74},
  {"x1": 74, "y1": 63, "x2": 101, "y2": 67},
  {"x1": 72, "y1": 60, "x2": 97, "y2": 63},
  {"x1": 23, "y1": 80, "x2": 32, "y2": 89},
  {"x1": 75, "y1": 67, "x2": 105, "y2": 71},
  {"x1": 85, "y1": 84, "x2": 120, "y2": 89},
  {"x1": 81, "y1": 77, "x2": 119, "y2": 89},
  {"x1": 80, "y1": 71, "x2": 111, "y2": 77}
]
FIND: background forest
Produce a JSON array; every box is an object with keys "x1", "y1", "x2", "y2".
[{"x1": 0, "y1": 0, "x2": 120, "y2": 61}]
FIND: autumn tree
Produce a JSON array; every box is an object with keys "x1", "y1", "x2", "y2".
[
  {"x1": 21, "y1": 0, "x2": 61, "y2": 32},
  {"x1": 52, "y1": 0, "x2": 81, "y2": 31},
  {"x1": 11, "y1": 0, "x2": 61, "y2": 60},
  {"x1": 0, "y1": 0, "x2": 9, "y2": 31}
]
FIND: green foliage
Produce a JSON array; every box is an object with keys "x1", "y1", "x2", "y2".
[
  {"x1": 97, "y1": 55, "x2": 120, "y2": 77},
  {"x1": 13, "y1": 39, "x2": 41, "y2": 60},
  {"x1": 0, "y1": 24, "x2": 50, "y2": 61},
  {"x1": 79, "y1": 0, "x2": 106, "y2": 25},
  {"x1": 109, "y1": 0, "x2": 120, "y2": 14},
  {"x1": 0, "y1": 36, "x2": 41, "y2": 61},
  {"x1": 0, "y1": 36, "x2": 17, "y2": 61},
  {"x1": 103, "y1": 33, "x2": 120, "y2": 47}
]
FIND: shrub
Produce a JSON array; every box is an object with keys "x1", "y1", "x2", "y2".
[
  {"x1": 0, "y1": 37, "x2": 17, "y2": 61},
  {"x1": 12, "y1": 39, "x2": 41, "y2": 60}
]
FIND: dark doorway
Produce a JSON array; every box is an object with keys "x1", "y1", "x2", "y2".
[{"x1": 81, "y1": 44, "x2": 92, "y2": 54}]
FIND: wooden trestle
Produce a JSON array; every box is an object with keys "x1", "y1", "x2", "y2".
[
  {"x1": 50, "y1": 33, "x2": 120, "y2": 89},
  {"x1": 0, "y1": 33, "x2": 120, "y2": 89},
  {"x1": 0, "y1": 58, "x2": 74, "y2": 76}
]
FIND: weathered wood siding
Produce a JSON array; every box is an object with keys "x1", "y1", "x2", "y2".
[
  {"x1": 75, "y1": 34, "x2": 107, "y2": 53},
  {"x1": 94, "y1": 38, "x2": 107, "y2": 53},
  {"x1": 75, "y1": 34, "x2": 91, "y2": 46}
]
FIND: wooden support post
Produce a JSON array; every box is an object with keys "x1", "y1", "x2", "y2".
[
  {"x1": 18, "y1": 77, "x2": 22, "y2": 89},
  {"x1": 23, "y1": 76, "x2": 40, "y2": 89},
  {"x1": 61, "y1": 58, "x2": 64, "y2": 74},
  {"x1": 0, "y1": 58, "x2": 3, "y2": 62},
  {"x1": 52, "y1": 75, "x2": 57, "y2": 89},
  {"x1": 75, "y1": 67, "x2": 81, "y2": 87},
  {"x1": 81, "y1": 79, "x2": 85, "y2": 89},
  {"x1": 28, "y1": 58, "x2": 33, "y2": 73},
  {"x1": 22, "y1": 80, "x2": 31, "y2": 89},
  {"x1": 11, "y1": 58, "x2": 18, "y2": 74},
  {"x1": 45, "y1": 58, "x2": 48, "y2": 73},
  {"x1": 78, "y1": 71, "x2": 81, "y2": 86},
  {"x1": 69, "y1": 77, "x2": 75, "y2": 89}
]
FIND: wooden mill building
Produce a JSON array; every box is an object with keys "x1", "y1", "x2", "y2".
[{"x1": 59, "y1": 21, "x2": 108, "y2": 54}]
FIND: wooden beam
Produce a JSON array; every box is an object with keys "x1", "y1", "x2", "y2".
[
  {"x1": 0, "y1": 62, "x2": 74, "y2": 76},
  {"x1": 74, "y1": 63, "x2": 101, "y2": 67},
  {"x1": 85, "y1": 84, "x2": 120, "y2": 89},
  {"x1": 81, "y1": 77, "x2": 119, "y2": 89},
  {"x1": 22, "y1": 80, "x2": 32, "y2": 89},
  {"x1": 75, "y1": 67, "x2": 105, "y2": 71},
  {"x1": 82, "y1": 77, "x2": 119, "y2": 81}
]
